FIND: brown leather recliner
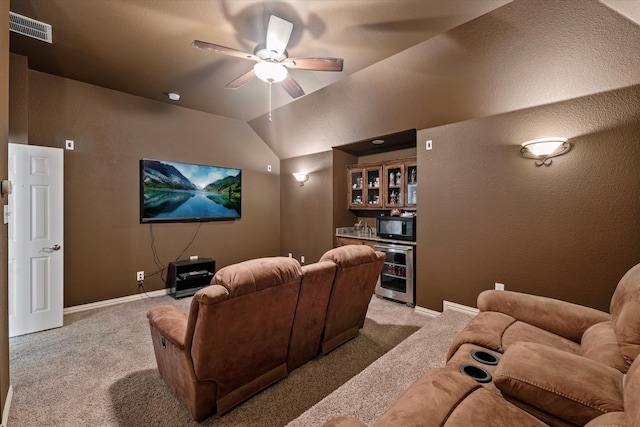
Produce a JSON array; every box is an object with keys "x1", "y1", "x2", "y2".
[
  {"x1": 287, "y1": 260, "x2": 337, "y2": 371},
  {"x1": 324, "y1": 263, "x2": 640, "y2": 427},
  {"x1": 448, "y1": 262, "x2": 640, "y2": 374},
  {"x1": 148, "y1": 247, "x2": 385, "y2": 420},
  {"x1": 147, "y1": 257, "x2": 304, "y2": 421},
  {"x1": 323, "y1": 345, "x2": 640, "y2": 427},
  {"x1": 319, "y1": 245, "x2": 386, "y2": 354}
]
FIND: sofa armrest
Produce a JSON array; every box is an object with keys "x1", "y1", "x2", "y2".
[
  {"x1": 583, "y1": 412, "x2": 627, "y2": 427},
  {"x1": 478, "y1": 290, "x2": 611, "y2": 342},
  {"x1": 494, "y1": 341, "x2": 624, "y2": 426},
  {"x1": 147, "y1": 305, "x2": 188, "y2": 349}
]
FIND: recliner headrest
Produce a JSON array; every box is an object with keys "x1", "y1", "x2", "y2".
[
  {"x1": 211, "y1": 257, "x2": 302, "y2": 299},
  {"x1": 320, "y1": 245, "x2": 381, "y2": 268}
]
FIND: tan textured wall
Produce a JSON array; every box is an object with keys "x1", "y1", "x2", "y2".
[
  {"x1": 0, "y1": 0, "x2": 9, "y2": 415},
  {"x1": 332, "y1": 149, "x2": 358, "y2": 242},
  {"x1": 416, "y1": 84, "x2": 640, "y2": 312},
  {"x1": 280, "y1": 151, "x2": 334, "y2": 264},
  {"x1": 23, "y1": 69, "x2": 281, "y2": 307},
  {"x1": 8, "y1": 53, "x2": 27, "y2": 144}
]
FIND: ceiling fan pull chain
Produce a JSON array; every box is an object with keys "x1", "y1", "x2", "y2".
[{"x1": 269, "y1": 81, "x2": 273, "y2": 121}]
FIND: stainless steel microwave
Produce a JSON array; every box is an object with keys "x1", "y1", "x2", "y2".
[{"x1": 376, "y1": 216, "x2": 416, "y2": 241}]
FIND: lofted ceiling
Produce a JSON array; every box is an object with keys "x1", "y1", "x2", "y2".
[
  {"x1": 8, "y1": 0, "x2": 640, "y2": 159},
  {"x1": 9, "y1": 1, "x2": 510, "y2": 149}
]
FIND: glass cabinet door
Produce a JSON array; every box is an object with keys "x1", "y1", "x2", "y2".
[
  {"x1": 347, "y1": 158, "x2": 416, "y2": 211},
  {"x1": 365, "y1": 166, "x2": 382, "y2": 207},
  {"x1": 405, "y1": 161, "x2": 417, "y2": 208},
  {"x1": 348, "y1": 168, "x2": 365, "y2": 208},
  {"x1": 383, "y1": 163, "x2": 404, "y2": 208},
  {"x1": 348, "y1": 166, "x2": 382, "y2": 209}
]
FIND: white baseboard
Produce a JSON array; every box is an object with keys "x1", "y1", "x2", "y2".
[
  {"x1": 1, "y1": 385, "x2": 12, "y2": 427},
  {"x1": 443, "y1": 300, "x2": 479, "y2": 316},
  {"x1": 414, "y1": 301, "x2": 479, "y2": 318},
  {"x1": 413, "y1": 305, "x2": 440, "y2": 318},
  {"x1": 63, "y1": 289, "x2": 171, "y2": 315}
]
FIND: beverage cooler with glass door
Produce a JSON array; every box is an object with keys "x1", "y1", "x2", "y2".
[{"x1": 374, "y1": 243, "x2": 415, "y2": 307}]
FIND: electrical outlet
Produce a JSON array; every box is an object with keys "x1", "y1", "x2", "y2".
[
  {"x1": 301, "y1": 255, "x2": 305, "y2": 264},
  {"x1": 426, "y1": 140, "x2": 433, "y2": 150},
  {"x1": 268, "y1": 165, "x2": 272, "y2": 172},
  {"x1": 137, "y1": 271, "x2": 144, "y2": 281},
  {"x1": 495, "y1": 282, "x2": 505, "y2": 291},
  {"x1": 65, "y1": 139, "x2": 74, "y2": 150}
]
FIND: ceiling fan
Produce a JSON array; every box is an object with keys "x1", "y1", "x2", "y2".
[{"x1": 192, "y1": 15, "x2": 344, "y2": 99}]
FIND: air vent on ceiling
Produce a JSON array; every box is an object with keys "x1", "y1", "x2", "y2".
[{"x1": 9, "y1": 12, "x2": 52, "y2": 43}]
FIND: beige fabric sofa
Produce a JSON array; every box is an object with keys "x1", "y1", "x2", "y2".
[{"x1": 147, "y1": 245, "x2": 385, "y2": 421}]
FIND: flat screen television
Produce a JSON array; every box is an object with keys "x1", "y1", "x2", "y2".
[{"x1": 140, "y1": 159, "x2": 241, "y2": 223}]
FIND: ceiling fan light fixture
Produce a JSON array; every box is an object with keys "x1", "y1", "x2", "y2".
[
  {"x1": 254, "y1": 62, "x2": 288, "y2": 83},
  {"x1": 192, "y1": 14, "x2": 342, "y2": 100}
]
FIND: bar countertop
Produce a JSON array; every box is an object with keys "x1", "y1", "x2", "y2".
[{"x1": 335, "y1": 227, "x2": 416, "y2": 246}]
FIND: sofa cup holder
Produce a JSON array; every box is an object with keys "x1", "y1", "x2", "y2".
[
  {"x1": 459, "y1": 364, "x2": 492, "y2": 383},
  {"x1": 470, "y1": 350, "x2": 499, "y2": 366}
]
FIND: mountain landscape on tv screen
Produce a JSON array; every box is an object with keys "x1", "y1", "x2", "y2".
[{"x1": 142, "y1": 160, "x2": 241, "y2": 221}]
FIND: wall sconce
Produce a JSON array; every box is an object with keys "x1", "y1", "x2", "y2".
[
  {"x1": 292, "y1": 173, "x2": 309, "y2": 186},
  {"x1": 520, "y1": 137, "x2": 571, "y2": 166}
]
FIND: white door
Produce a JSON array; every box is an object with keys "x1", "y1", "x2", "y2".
[{"x1": 8, "y1": 143, "x2": 64, "y2": 337}]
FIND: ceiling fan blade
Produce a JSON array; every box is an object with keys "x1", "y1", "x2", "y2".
[
  {"x1": 280, "y1": 74, "x2": 305, "y2": 99},
  {"x1": 224, "y1": 69, "x2": 256, "y2": 90},
  {"x1": 191, "y1": 40, "x2": 258, "y2": 61},
  {"x1": 285, "y1": 57, "x2": 344, "y2": 72},
  {"x1": 266, "y1": 15, "x2": 293, "y2": 57}
]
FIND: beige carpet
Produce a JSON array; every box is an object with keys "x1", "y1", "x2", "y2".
[
  {"x1": 8, "y1": 294, "x2": 470, "y2": 426},
  {"x1": 287, "y1": 308, "x2": 473, "y2": 427}
]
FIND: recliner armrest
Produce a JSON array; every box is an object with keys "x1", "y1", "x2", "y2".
[
  {"x1": 494, "y1": 341, "x2": 624, "y2": 426},
  {"x1": 147, "y1": 305, "x2": 188, "y2": 349},
  {"x1": 329, "y1": 368, "x2": 547, "y2": 427},
  {"x1": 478, "y1": 290, "x2": 611, "y2": 342}
]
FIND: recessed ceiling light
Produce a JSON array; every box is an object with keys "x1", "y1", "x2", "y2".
[
  {"x1": 167, "y1": 92, "x2": 180, "y2": 101},
  {"x1": 372, "y1": 139, "x2": 384, "y2": 145}
]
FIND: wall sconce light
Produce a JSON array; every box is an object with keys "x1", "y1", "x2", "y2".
[
  {"x1": 520, "y1": 137, "x2": 571, "y2": 166},
  {"x1": 292, "y1": 173, "x2": 309, "y2": 186}
]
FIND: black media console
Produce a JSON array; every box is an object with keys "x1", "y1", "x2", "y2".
[{"x1": 167, "y1": 258, "x2": 216, "y2": 299}]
